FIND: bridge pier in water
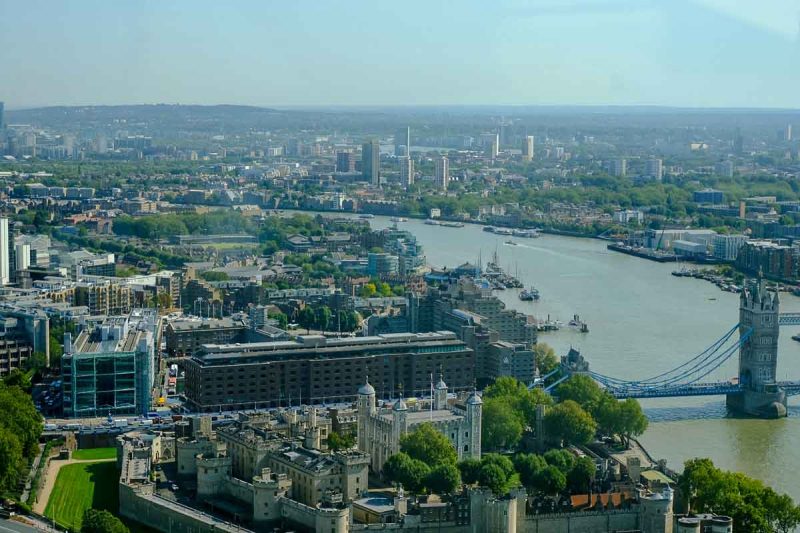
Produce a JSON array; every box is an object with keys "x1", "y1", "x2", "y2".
[{"x1": 725, "y1": 274, "x2": 787, "y2": 419}]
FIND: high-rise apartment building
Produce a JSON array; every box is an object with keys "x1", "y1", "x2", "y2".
[
  {"x1": 479, "y1": 133, "x2": 499, "y2": 158},
  {"x1": 399, "y1": 156, "x2": 414, "y2": 186},
  {"x1": 335, "y1": 151, "x2": 355, "y2": 173},
  {"x1": 362, "y1": 140, "x2": 380, "y2": 185},
  {"x1": 608, "y1": 158, "x2": 627, "y2": 177},
  {"x1": 435, "y1": 156, "x2": 450, "y2": 190},
  {"x1": 0, "y1": 218, "x2": 9, "y2": 286},
  {"x1": 0, "y1": 101, "x2": 4, "y2": 131},
  {"x1": 395, "y1": 127, "x2": 410, "y2": 156},
  {"x1": 645, "y1": 158, "x2": 663, "y2": 180},
  {"x1": 522, "y1": 136, "x2": 534, "y2": 162},
  {"x1": 15, "y1": 243, "x2": 30, "y2": 272}
]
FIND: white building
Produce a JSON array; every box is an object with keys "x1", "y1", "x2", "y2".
[
  {"x1": 15, "y1": 243, "x2": 30, "y2": 272},
  {"x1": 356, "y1": 376, "x2": 482, "y2": 473},
  {"x1": 646, "y1": 229, "x2": 717, "y2": 250},
  {"x1": 0, "y1": 218, "x2": 8, "y2": 285},
  {"x1": 608, "y1": 159, "x2": 627, "y2": 177},
  {"x1": 645, "y1": 159, "x2": 663, "y2": 180},
  {"x1": 713, "y1": 234, "x2": 747, "y2": 261},
  {"x1": 714, "y1": 160, "x2": 734, "y2": 178},
  {"x1": 399, "y1": 156, "x2": 414, "y2": 187},
  {"x1": 613, "y1": 209, "x2": 644, "y2": 224},
  {"x1": 434, "y1": 156, "x2": 449, "y2": 190}
]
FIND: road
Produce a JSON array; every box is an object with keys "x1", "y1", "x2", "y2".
[{"x1": 0, "y1": 519, "x2": 42, "y2": 533}]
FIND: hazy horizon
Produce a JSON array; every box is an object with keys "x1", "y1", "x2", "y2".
[{"x1": 1, "y1": 0, "x2": 799, "y2": 109}]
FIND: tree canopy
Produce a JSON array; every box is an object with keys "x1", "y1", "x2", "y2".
[
  {"x1": 543, "y1": 400, "x2": 597, "y2": 447},
  {"x1": 679, "y1": 458, "x2": 800, "y2": 533},
  {"x1": 400, "y1": 423, "x2": 458, "y2": 466},
  {"x1": 482, "y1": 376, "x2": 552, "y2": 451},
  {"x1": 82, "y1": 509, "x2": 130, "y2": 533}
]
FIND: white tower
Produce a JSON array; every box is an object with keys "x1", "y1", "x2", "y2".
[
  {"x1": 435, "y1": 156, "x2": 449, "y2": 190},
  {"x1": 0, "y1": 218, "x2": 8, "y2": 285},
  {"x1": 434, "y1": 373, "x2": 448, "y2": 410},
  {"x1": 357, "y1": 377, "x2": 376, "y2": 453},
  {"x1": 465, "y1": 390, "x2": 482, "y2": 459}
]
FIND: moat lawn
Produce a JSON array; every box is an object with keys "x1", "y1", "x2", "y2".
[
  {"x1": 72, "y1": 447, "x2": 117, "y2": 460},
  {"x1": 44, "y1": 461, "x2": 119, "y2": 530}
]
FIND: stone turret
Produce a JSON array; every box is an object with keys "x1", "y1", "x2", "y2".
[
  {"x1": 434, "y1": 372, "x2": 448, "y2": 410},
  {"x1": 465, "y1": 389, "x2": 482, "y2": 459},
  {"x1": 639, "y1": 485, "x2": 674, "y2": 533},
  {"x1": 727, "y1": 273, "x2": 787, "y2": 418},
  {"x1": 252, "y1": 468, "x2": 291, "y2": 524},
  {"x1": 392, "y1": 395, "x2": 408, "y2": 446},
  {"x1": 356, "y1": 376, "x2": 376, "y2": 453}
]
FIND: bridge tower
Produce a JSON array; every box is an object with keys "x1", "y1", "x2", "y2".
[{"x1": 726, "y1": 272, "x2": 787, "y2": 418}]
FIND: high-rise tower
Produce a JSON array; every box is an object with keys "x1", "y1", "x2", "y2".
[
  {"x1": 727, "y1": 273, "x2": 787, "y2": 418},
  {"x1": 434, "y1": 156, "x2": 449, "y2": 190},
  {"x1": 395, "y1": 127, "x2": 410, "y2": 156},
  {"x1": 0, "y1": 218, "x2": 9, "y2": 286},
  {"x1": 362, "y1": 140, "x2": 380, "y2": 186},
  {"x1": 399, "y1": 156, "x2": 414, "y2": 187},
  {"x1": 521, "y1": 135, "x2": 534, "y2": 162}
]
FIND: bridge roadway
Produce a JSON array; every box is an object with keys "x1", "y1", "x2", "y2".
[
  {"x1": 606, "y1": 380, "x2": 800, "y2": 399},
  {"x1": 779, "y1": 313, "x2": 800, "y2": 326}
]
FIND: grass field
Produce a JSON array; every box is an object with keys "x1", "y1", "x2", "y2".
[
  {"x1": 44, "y1": 461, "x2": 119, "y2": 530},
  {"x1": 72, "y1": 447, "x2": 117, "y2": 460}
]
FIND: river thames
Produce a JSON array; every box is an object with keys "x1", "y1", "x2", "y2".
[{"x1": 353, "y1": 214, "x2": 800, "y2": 500}]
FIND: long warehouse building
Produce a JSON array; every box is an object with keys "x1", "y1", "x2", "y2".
[{"x1": 184, "y1": 331, "x2": 474, "y2": 412}]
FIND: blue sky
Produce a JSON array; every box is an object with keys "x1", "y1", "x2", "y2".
[{"x1": 0, "y1": 0, "x2": 798, "y2": 108}]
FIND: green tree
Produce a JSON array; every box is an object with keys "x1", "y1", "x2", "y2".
[
  {"x1": 458, "y1": 458, "x2": 483, "y2": 485},
  {"x1": 327, "y1": 431, "x2": 355, "y2": 451},
  {"x1": 543, "y1": 400, "x2": 597, "y2": 447},
  {"x1": 616, "y1": 398, "x2": 648, "y2": 447},
  {"x1": 297, "y1": 306, "x2": 316, "y2": 333},
  {"x1": 400, "y1": 423, "x2": 458, "y2": 466},
  {"x1": 555, "y1": 375, "x2": 605, "y2": 413},
  {"x1": 533, "y1": 343, "x2": 559, "y2": 375},
  {"x1": 360, "y1": 283, "x2": 377, "y2": 298},
  {"x1": 479, "y1": 463, "x2": 508, "y2": 496},
  {"x1": 378, "y1": 282, "x2": 393, "y2": 297},
  {"x1": 81, "y1": 509, "x2": 130, "y2": 533},
  {"x1": 534, "y1": 465, "x2": 567, "y2": 496},
  {"x1": 24, "y1": 351, "x2": 48, "y2": 374},
  {"x1": 315, "y1": 306, "x2": 333, "y2": 333},
  {"x1": 481, "y1": 398, "x2": 523, "y2": 451},
  {"x1": 201, "y1": 271, "x2": 230, "y2": 282},
  {"x1": 384, "y1": 452, "x2": 430, "y2": 493},
  {"x1": 477, "y1": 454, "x2": 519, "y2": 495},
  {"x1": 679, "y1": 458, "x2": 800, "y2": 533},
  {"x1": 0, "y1": 427, "x2": 23, "y2": 493},
  {"x1": 514, "y1": 453, "x2": 547, "y2": 491},
  {"x1": 567, "y1": 457, "x2": 596, "y2": 494},
  {"x1": 269, "y1": 311, "x2": 289, "y2": 330},
  {"x1": 763, "y1": 488, "x2": 800, "y2": 533},
  {"x1": 3, "y1": 369, "x2": 31, "y2": 391},
  {"x1": 426, "y1": 463, "x2": 462, "y2": 494},
  {"x1": 484, "y1": 376, "x2": 551, "y2": 441},
  {"x1": 543, "y1": 449, "x2": 576, "y2": 474}
]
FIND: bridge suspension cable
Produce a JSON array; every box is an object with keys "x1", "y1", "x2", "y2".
[
  {"x1": 588, "y1": 327, "x2": 752, "y2": 395},
  {"x1": 592, "y1": 323, "x2": 739, "y2": 388}
]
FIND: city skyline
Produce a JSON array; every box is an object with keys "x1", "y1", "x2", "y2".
[{"x1": 1, "y1": 0, "x2": 800, "y2": 109}]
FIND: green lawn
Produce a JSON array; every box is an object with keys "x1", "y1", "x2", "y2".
[
  {"x1": 72, "y1": 447, "x2": 117, "y2": 460},
  {"x1": 44, "y1": 461, "x2": 119, "y2": 530}
]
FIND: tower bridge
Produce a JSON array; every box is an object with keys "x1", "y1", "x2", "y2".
[{"x1": 549, "y1": 274, "x2": 800, "y2": 418}]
